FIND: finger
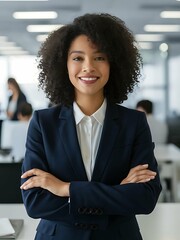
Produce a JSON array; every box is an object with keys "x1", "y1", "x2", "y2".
[
  {"x1": 137, "y1": 179, "x2": 152, "y2": 183},
  {"x1": 137, "y1": 176, "x2": 156, "y2": 183},
  {"x1": 126, "y1": 169, "x2": 156, "y2": 183},
  {"x1": 21, "y1": 168, "x2": 44, "y2": 178},
  {"x1": 21, "y1": 181, "x2": 37, "y2": 190},
  {"x1": 129, "y1": 164, "x2": 149, "y2": 175},
  {"x1": 20, "y1": 176, "x2": 41, "y2": 190},
  {"x1": 130, "y1": 169, "x2": 156, "y2": 178},
  {"x1": 131, "y1": 174, "x2": 156, "y2": 183},
  {"x1": 131, "y1": 164, "x2": 149, "y2": 172},
  {"x1": 135, "y1": 169, "x2": 156, "y2": 176},
  {"x1": 20, "y1": 182, "x2": 32, "y2": 190}
]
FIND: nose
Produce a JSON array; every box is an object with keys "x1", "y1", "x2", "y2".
[{"x1": 82, "y1": 59, "x2": 95, "y2": 73}]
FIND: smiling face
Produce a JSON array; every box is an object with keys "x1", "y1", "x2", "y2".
[{"x1": 67, "y1": 35, "x2": 110, "y2": 103}]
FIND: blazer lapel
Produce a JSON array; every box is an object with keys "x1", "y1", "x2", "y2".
[
  {"x1": 58, "y1": 106, "x2": 88, "y2": 181},
  {"x1": 91, "y1": 103, "x2": 120, "y2": 181}
]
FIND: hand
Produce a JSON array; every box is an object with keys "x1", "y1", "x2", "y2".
[
  {"x1": 20, "y1": 168, "x2": 70, "y2": 197},
  {"x1": 120, "y1": 164, "x2": 156, "y2": 185}
]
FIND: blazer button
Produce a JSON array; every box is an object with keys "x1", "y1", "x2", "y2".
[
  {"x1": 90, "y1": 224, "x2": 98, "y2": 230},
  {"x1": 74, "y1": 222, "x2": 80, "y2": 228},
  {"x1": 92, "y1": 208, "x2": 99, "y2": 215},
  {"x1": 86, "y1": 208, "x2": 93, "y2": 215},
  {"x1": 96, "y1": 208, "x2": 103, "y2": 215},
  {"x1": 78, "y1": 207, "x2": 86, "y2": 214},
  {"x1": 91, "y1": 208, "x2": 96, "y2": 215},
  {"x1": 74, "y1": 223, "x2": 87, "y2": 229},
  {"x1": 79, "y1": 223, "x2": 87, "y2": 229}
]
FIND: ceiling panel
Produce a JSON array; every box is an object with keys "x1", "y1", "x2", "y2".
[{"x1": 0, "y1": 0, "x2": 180, "y2": 56}]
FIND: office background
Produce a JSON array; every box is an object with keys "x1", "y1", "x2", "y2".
[{"x1": 0, "y1": 0, "x2": 180, "y2": 120}]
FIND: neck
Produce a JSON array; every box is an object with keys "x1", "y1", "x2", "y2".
[
  {"x1": 18, "y1": 116, "x2": 30, "y2": 121},
  {"x1": 75, "y1": 95, "x2": 105, "y2": 116}
]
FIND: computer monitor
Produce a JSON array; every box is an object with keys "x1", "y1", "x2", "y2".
[{"x1": 0, "y1": 162, "x2": 23, "y2": 203}]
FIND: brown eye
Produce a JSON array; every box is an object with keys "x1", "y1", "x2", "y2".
[
  {"x1": 95, "y1": 55, "x2": 107, "y2": 61},
  {"x1": 73, "y1": 56, "x2": 83, "y2": 61}
]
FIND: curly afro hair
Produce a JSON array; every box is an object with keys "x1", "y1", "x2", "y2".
[{"x1": 37, "y1": 13, "x2": 142, "y2": 106}]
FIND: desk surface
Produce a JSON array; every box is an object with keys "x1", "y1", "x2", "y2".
[
  {"x1": 0, "y1": 204, "x2": 39, "y2": 240},
  {"x1": 154, "y1": 143, "x2": 180, "y2": 162},
  {"x1": 0, "y1": 203, "x2": 180, "y2": 240},
  {"x1": 137, "y1": 203, "x2": 180, "y2": 240}
]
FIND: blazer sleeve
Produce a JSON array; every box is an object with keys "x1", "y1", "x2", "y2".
[
  {"x1": 69, "y1": 112, "x2": 162, "y2": 216},
  {"x1": 21, "y1": 111, "x2": 70, "y2": 221}
]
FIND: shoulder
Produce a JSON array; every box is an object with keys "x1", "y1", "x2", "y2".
[
  {"x1": 112, "y1": 103, "x2": 146, "y2": 119},
  {"x1": 108, "y1": 103, "x2": 149, "y2": 130},
  {"x1": 18, "y1": 92, "x2": 27, "y2": 101},
  {"x1": 28, "y1": 105, "x2": 73, "y2": 136},
  {"x1": 33, "y1": 105, "x2": 61, "y2": 120},
  {"x1": 32, "y1": 104, "x2": 72, "y2": 124}
]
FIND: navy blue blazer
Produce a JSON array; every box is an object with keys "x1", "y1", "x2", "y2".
[{"x1": 21, "y1": 102, "x2": 161, "y2": 240}]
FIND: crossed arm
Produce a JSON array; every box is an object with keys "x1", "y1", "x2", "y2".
[{"x1": 20, "y1": 164, "x2": 156, "y2": 197}]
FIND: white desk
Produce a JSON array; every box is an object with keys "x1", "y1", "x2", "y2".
[
  {"x1": 0, "y1": 203, "x2": 179, "y2": 240},
  {"x1": 137, "y1": 203, "x2": 180, "y2": 240},
  {"x1": 0, "y1": 204, "x2": 39, "y2": 240},
  {"x1": 154, "y1": 143, "x2": 180, "y2": 162},
  {"x1": 154, "y1": 144, "x2": 180, "y2": 202}
]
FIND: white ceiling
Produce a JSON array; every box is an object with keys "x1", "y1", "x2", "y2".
[{"x1": 0, "y1": 0, "x2": 180, "y2": 56}]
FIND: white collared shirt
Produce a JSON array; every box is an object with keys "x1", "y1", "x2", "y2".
[{"x1": 73, "y1": 99, "x2": 107, "y2": 180}]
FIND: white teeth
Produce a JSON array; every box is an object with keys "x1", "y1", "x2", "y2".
[{"x1": 80, "y1": 77, "x2": 97, "y2": 81}]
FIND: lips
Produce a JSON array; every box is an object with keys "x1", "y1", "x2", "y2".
[
  {"x1": 79, "y1": 77, "x2": 99, "y2": 81},
  {"x1": 78, "y1": 76, "x2": 99, "y2": 85}
]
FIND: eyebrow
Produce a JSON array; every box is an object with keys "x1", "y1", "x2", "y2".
[
  {"x1": 69, "y1": 50, "x2": 84, "y2": 55},
  {"x1": 69, "y1": 50, "x2": 104, "y2": 55}
]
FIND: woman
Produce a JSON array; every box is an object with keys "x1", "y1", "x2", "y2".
[
  {"x1": 6, "y1": 77, "x2": 27, "y2": 120},
  {"x1": 21, "y1": 13, "x2": 161, "y2": 240}
]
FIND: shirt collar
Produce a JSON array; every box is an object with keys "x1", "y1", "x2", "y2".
[{"x1": 73, "y1": 99, "x2": 107, "y2": 126}]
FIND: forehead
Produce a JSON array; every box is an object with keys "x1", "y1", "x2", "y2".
[{"x1": 69, "y1": 34, "x2": 97, "y2": 50}]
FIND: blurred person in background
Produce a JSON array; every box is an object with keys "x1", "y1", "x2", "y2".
[
  {"x1": 1, "y1": 102, "x2": 33, "y2": 161},
  {"x1": 11, "y1": 102, "x2": 33, "y2": 161},
  {"x1": 6, "y1": 77, "x2": 27, "y2": 121},
  {"x1": 17, "y1": 102, "x2": 33, "y2": 122},
  {"x1": 136, "y1": 99, "x2": 168, "y2": 144}
]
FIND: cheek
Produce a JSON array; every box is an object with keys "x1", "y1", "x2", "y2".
[
  {"x1": 67, "y1": 63, "x2": 74, "y2": 80},
  {"x1": 67, "y1": 66, "x2": 79, "y2": 87},
  {"x1": 67, "y1": 62, "x2": 79, "y2": 78},
  {"x1": 68, "y1": 72, "x2": 74, "y2": 86},
  {"x1": 103, "y1": 64, "x2": 110, "y2": 80}
]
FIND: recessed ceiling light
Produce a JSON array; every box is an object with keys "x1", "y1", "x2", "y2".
[
  {"x1": 13, "y1": 11, "x2": 57, "y2": 19},
  {"x1": 0, "y1": 0, "x2": 48, "y2": 2},
  {"x1": 136, "y1": 42, "x2": 153, "y2": 50},
  {"x1": 0, "y1": 50, "x2": 29, "y2": 55},
  {"x1": 27, "y1": 24, "x2": 64, "y2": 32},
  {"x1": 0, "y1": 42, "x2": 16, "y2": 47},
  {"x1": 161, "y1": 11, "x2": 180, "y2": 18},
  {"x1": 135, "y1": 34, "x2": 164, "y2": 41},
  {"x1": 159, "y1": 43, "x2": 168, "y2": 52},
  {"x1": 144, "y1": 25, "x2": 180, "y2": 32},
  {"x1": 0, "y1": 46, "x2": 23, "y2": 51}
]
